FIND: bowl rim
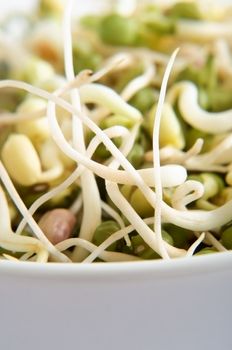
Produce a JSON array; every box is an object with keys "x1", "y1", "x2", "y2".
[{"x1": 0, "y1": 251, "x2": 231, "y2": 281}]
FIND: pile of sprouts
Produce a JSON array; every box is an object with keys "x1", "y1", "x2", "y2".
[{"x1": 0, "y1": 0, "x2": 232, "y2": 263}]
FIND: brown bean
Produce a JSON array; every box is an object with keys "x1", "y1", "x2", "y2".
[{"x1": 38, "y1": 208, "x2": 76, "y2": 245}]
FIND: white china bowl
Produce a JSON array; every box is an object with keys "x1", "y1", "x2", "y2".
[
  {"x1": 0, "y1": 1, "x2": 232, "y2": 349},
  {"x1": 1, "y1": 254, "x2": 232, "y2": 350}
]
